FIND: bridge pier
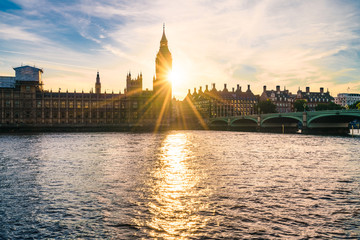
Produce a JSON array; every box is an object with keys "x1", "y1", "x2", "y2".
[
  {"x1": 301, "y1": 112, "x2": 308, "y2": 133},
  {"x1": 257, "y1": 115, "x2": 261, "y2": 132}
]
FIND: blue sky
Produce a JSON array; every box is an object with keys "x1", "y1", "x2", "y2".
[{"x1": 1, "y1": 0, "x2": 360, "y2": 99}]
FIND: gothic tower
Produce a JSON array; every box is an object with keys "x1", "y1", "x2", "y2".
[
  {"x1": 95, "y1": 71, "x2": 101, "y2": 94},
  {"x1": 153, "y1": 24, "x2": 172, "y2": 124}
]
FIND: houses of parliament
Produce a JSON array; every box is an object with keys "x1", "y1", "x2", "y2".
[{"x1": 0, "y1": 26, "x2": 173, "y2": 130}]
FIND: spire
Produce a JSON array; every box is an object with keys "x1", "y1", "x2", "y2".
[
  {"x1": 96, "y1": 71, "x2": 100, "y2": 84},
  {"x1": 160, "y1": 23, "x2": 168, "y2": 45},
  {"x1": 95, "y1": 71, "x2": 101, "y2": 94}
]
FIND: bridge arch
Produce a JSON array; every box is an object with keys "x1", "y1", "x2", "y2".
[
  {"x1": 209, "y1": 119, "x2": 228, "y2": 126},
  {"x1": 261, "y1": 115, "x2": 302, "y2": 125},
  {"x1": 231, "y1": 118, "x2": 257, "y2": 126},
  {"x1": 308, "y1": 113, "x2": 360, "y2": 126}
]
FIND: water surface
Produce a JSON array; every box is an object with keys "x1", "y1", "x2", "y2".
[{"x1": 0, "y1": 131, "x2": 359, "y2": 239}]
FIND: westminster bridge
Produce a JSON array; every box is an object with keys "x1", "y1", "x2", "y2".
[{"x1": 208, "y1": 110, "x2": 360, "y2": 134}]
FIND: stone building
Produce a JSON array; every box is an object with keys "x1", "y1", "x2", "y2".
[
  {"x1": 260, "y1": 85, "x2": 335, "y2": 112},
  {"x1": 296, "y1": 87, "x2": 334, "y2": 111},
  {"x1": 0, "y1": 26, "x2": 172, "y2": 129},
  {"x1": 260, "y1": 85, "x2": 294, "y2": 113},
  {"x1": 183, "y1": 83, "x2": 257, "y2": 120}
]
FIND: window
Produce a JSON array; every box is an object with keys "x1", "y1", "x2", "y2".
[
  {"x1": 26, "y1": 86, "x2": 30, "y2": 92},
  {"x1": 5, "y1": 100, "x2": 11, "y2": 107},
  {"x1": 77, "y1": 102, "x2": 81, "y2": 109},
  {"x1": 69, "y1": 101, "x2": 74, "y2": 108},
  {"x1": 37, "y1": 101, "x2": 42, "y2": 108},
  {"x1": 61, "y1": 101, "x2": 66, "y2": 108}
]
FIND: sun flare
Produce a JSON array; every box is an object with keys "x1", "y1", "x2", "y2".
[{"x1": 168, "y1": 69, "x2": 181, "y2": 85}]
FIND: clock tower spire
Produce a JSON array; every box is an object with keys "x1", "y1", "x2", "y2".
[{"x1": 153, "y1": 24, "x2": 172, "y2": 126}]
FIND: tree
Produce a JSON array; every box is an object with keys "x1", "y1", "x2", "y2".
[
  {"x1": 255, "y1": 100, "x2": 277, "y2": 114},
  {"x1": 349, "y1": 101, "x2": 360, "y2": 109},
  {"x1": 294, "y1": 99, "x2": 309, "y2": 112},
  {"x1": 315, "y1": 102, "x2": 343, "y2": 111}
]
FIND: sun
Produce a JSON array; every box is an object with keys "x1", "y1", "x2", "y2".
[
  {"x1": 168, "y1": 69, "x2": 181, "y2": 85},
  {"x1": 168, "y1": 63, "x2": 187, "y2": 88}
]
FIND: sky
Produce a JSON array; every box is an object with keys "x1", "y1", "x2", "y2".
[{"x1": 1, "y1": 0, "x2": 360, "y2": 99}]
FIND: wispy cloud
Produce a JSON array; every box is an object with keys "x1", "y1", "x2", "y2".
[{"x1": 1, "y1": 0, "x2": 360, "y2": 97}]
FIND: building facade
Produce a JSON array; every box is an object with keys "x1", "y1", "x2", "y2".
[
  {"x1": 0, "y1": 26, "x2": 172, "y2": 129},
  {"x1": 260, "y1": 85, "x2": 335, "y2": 112},
  {"x1": 183, "y1": 83, "x2": 257, "y2": 120},
  {"x1": 335, "y1": 93, "x2": 360, "y2": 107},
  {"x1": 296, "y1": 87, "x2": 334, "y2": 111},
  {"x1": 260, "y1": 85, "x2": 294, "y2": 113}
]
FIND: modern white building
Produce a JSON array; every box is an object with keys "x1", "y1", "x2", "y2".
[{"x1": 335, "y1": 93, "x2": 360, "y2": 107}]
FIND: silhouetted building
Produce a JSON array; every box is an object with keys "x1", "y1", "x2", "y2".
[
  {"x1": 183, "y1": 83, "x2": 257, "y2": 121},
  {"x1": 153, "y1": 24, "x2": 172, "y2": 125},
  {"x1": 0, "y1": 26, "x2": 173, "y2": 129}
]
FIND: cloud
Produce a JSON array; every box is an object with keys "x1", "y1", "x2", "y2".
[
  {"x1": 1, "y1": 0, "x2": 360, "y2": 99},
  {"x1": 0, "y1": 23, "x2": 45, "y2": 42}
]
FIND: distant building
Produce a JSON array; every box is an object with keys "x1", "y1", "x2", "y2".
[
  {"x1": 335, "y1": 93, "x2": 360, "y2": 107},
  {"x1": 296, "y1": 87, "x2": 334, "y2": 111},
  {"x1": 183, "y1": 83, "x2": 257, "y2": 120},
  {"x1": 0, "y1": 26, "x2": 172, "y2": 128},
  {"x1": 260, "y1": 85, "x2": 294, "y2": 113}
]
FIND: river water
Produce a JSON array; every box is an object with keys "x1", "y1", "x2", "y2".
[{"x1": 0, "y1": 131, "x2": 359, "y2": 239}]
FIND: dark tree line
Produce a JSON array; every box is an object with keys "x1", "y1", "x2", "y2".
[{"x1": 254, "y1": 100, "x2": 277, "y2": 114}]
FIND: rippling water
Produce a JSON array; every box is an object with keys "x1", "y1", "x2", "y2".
[{"x1": 0, "y1": 131, "x2": 360, "y2": 239}]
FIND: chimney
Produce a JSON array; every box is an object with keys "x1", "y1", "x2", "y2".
[
  {"x1": 237, "y1": 84, "x2": 240, "y2": 91},
  {"x1": 199, "y1": 86, "x2": 202, "y2": 92},
  {"x1": 320, "y1": 87, "x2": 324, "y2": 93},
  {"x1": 239, "y1": 86, "x2": 242, "y2": 91},
  {"x1": 263, "y1": 85, "x2": 266, "y2": 92},
  {"x1": 232, "y1": 87, "x2": 235, "y2": 92},
  {"x1": 205, "y1": 85, "x2": 208, "y2": 91},
  {"x1": 276, "y1": 85, "x2": 280, "y2": 92},
  {"x1": 212, "y1": 83, "x2": 216, "y2": 89},
  {"x1": 306, "y1": 87, "x2": 310, "y2": 93},
  {"x1": 193, "y1": 88, "x2": 197, "y2": 94},
  {"x1": 224, "y1": 83, "x2": 227, "y2": 90},
  {"x1": 188, "y1": 89, "x2": 191, "y2": 94},
  {"x1": 247, "y1": 84, "x2": 250, "y2": 91}
]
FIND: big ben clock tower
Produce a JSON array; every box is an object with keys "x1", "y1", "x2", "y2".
[{"x1": 153, "y1": 24, "x2": 172, "y2": 125}]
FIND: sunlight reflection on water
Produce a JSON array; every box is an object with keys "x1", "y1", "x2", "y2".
[
  {"x1": 0, "y1": 131, "x2": 359, "y2": 239},
  {"x1": 145, "y1": 133, "x2": 208, "y2": 239}
]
